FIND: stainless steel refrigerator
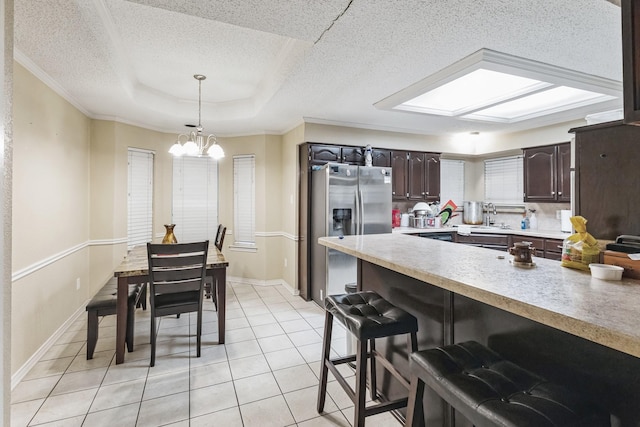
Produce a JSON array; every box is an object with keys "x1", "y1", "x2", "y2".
[{"x1": 310, "y1": 163, "x2": 392, "y2": 305}]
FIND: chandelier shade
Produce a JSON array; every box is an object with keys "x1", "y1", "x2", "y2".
[{"x1": 169, "y1": 74, "x2": 225, "y2": 160}]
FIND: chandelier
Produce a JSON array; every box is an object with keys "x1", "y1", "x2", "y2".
[{"x1": 169, "y1": 74, "x2": 225, "y2": 159}]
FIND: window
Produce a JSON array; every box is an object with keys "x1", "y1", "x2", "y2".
[
  {"x1": 484, "y1": 155, "x2": 523, "y2": 203},
  {"x1": 440, "y1": 159, "x2": 465, "y2": 206},
  {"x1": 172, "y1": 156, "x2": 218, "y2": 243},
  {"x1": 127, "y1": 149, "x2": 154, "y2": 249},
  {"x1": 233, "y1": 155, "x2": 255, "y2": 247}
]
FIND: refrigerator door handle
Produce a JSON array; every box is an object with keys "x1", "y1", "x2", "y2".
[
  {"x1": 354, "y1": 190, "x2": 361, "y2": 235},
  {"x1": 358, "y1": 188, "x2": 364, "y2": 235}
]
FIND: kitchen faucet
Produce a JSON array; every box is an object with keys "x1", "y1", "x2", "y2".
[{"x1": 484, "y1": 203, "x2": 496, "y2": 226}]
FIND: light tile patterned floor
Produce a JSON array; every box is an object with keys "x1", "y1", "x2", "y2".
[{"x1": 11, "y1": 283, "x2": 403, "y2": 427}]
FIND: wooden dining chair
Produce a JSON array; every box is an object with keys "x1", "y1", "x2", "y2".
[
  {"x1": 205, "y1": 224, "x2": 226, "y2": 306},
  {"x1": 215, "y1": 224, "x2": 226, "y2": 251},
  {"x1": 147, "y1": 241, "x2": 208, "y2": 367}
]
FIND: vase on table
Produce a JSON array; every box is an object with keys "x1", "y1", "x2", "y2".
[{"x1": 162, "y1": 224, "x2": 178, "y2": 244}]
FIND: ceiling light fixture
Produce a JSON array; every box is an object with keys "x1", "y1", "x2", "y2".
[
  {"x1": 169, "y1": 74, "x2": 224, "y2": 159},
  {"x1": 375, "y1": 49, "x2": 622, "y2": 124}
]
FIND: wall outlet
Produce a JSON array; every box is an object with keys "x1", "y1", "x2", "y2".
[
  {"x1": 76, "y1": 278, "x2": 81, "y2": 290},
  {"x1": 284, "y1": 258, "x2": 287, "y2": 267},
  {"x1": 320, "y1": 289, "x2": 324, "y2": 300},
  {"x1": 556, "y1": 210, "x2": 561, "y2": 219}
]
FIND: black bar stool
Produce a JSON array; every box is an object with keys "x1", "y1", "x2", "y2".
[
  {"x1": 317, "y1": 291, "x2": 418, "y2": 427},
  {"x1": 405, "y1": 341, "x2": 611, "y2": 427}
]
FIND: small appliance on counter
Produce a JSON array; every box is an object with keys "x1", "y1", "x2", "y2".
[
  {"x1": 560, "y1": 210, "x2": 572, "y2": 233},
  {"x1": 603, "y1": 235, "x2": 640, "y2": 280},
  {"x1": 410, "y1": 202, "x2": 431, "y2": 229},
  {"x1": 605, "y1": 235, "x2": 640, "y2": 253}
]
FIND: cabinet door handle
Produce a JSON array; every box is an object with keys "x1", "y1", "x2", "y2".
[
  {"x1": 392, "y1": 191, "x2": 396, "y2": 195},
  {"x1": 551, "y1": 191, "x2": 555, "y2": 195},
  {"x1": 426, "y1": 192, "x2": 429, "y2": 195},
  {"x1": 558, "y1": 192, "x2": 562, "y2": 196}
]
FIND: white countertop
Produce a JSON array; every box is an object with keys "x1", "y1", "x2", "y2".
[
  {"x1": 392, "y1": 225, "x2": 570, "y2": 240},
  {"x1": 319, "y1": 233, "x2": 640, "y2": 359}
]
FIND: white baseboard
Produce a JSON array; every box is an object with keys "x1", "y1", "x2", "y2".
[
  {"x1": 227, "y1": 275, "x2": 299, "y2": 296},
  {"x1": 12, "y1": 300, "x2": 89, "y2": 390}
]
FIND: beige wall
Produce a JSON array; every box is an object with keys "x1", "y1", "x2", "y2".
[
  {"x1": 12, "y1": 62, "x2": 91, "y2": 371},
  {"x1": 217, "y1": 133, "x2": 289, "y2": 283}
]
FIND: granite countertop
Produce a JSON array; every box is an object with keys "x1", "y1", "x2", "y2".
[
  {"x1": 319, "y1": 233, "x2": 640, "y2": 359},
  {"x1": 392, "y1": 225, "x2": 570, "y2": 240}
]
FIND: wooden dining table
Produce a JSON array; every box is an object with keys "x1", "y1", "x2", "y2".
[{"x1": 113, "y1": 244, "x2": 229, "y2": 364}]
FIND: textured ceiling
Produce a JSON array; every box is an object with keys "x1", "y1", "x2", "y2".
[{"x1": 14, "y1": 0, "x2": 623, "y2": 138}]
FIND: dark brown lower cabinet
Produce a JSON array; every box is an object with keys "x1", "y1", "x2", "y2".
[
  {"x1": 543, "y1": 238, "x2": 564, "y2": 260},
  {"x1": 455, "y1": 234, "x2": 509, "y2": 251}
]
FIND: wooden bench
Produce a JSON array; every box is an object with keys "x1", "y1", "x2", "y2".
[{"x1": 85, "y1": 278, "x2": 147, "y2": 359}]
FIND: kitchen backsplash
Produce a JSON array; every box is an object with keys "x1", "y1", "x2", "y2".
[{"x1": 396, "y1": 201, "x2": 571, "y2": 231}]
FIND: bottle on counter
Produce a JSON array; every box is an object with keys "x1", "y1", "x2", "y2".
[
  {"x1": 529, "y1": 209, "x2": 538, "y2": 230},
  {"x1": 520, "y1": 213, "x2": 529, "y2": 230}
]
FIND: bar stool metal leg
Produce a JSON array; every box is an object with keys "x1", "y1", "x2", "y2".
[
  {"x1": 317, "y1": 309, "x2": 333, "y2": 413},
  {"x1": 405, "y1": 373, "x2": 425, "y2": 427},
  {"x1": 355, "y1": 337, "x2": 368, "y2": 427},
  {"x1": 369, "y1": 338, "x2": 377, "y2": 401}
]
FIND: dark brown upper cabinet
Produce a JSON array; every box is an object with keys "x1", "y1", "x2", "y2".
[
  {"x1": 371, "y1": 149, "x2": 391, "y2": 167},
  {"x1": 622, "y1": 0, "x2": 640, "y2": 125},
  {"x1": 408, "y1": 152, "x2": 426, "y2": 200},
  {"x1": 572, "y1": 121, "x2": 640, "y2": 240},
  {"x1": 424, "y1": 153, "x2": 441, "y2": 202},
  {"x1": 309, "y1": 145, "x2": 341, "y2": 165},
  {"x1": 392, "y1": 151, "x2": 441, "y2": 202},
  {"x1": 309, "y1": 144, "x2": 364, "y2": 166},
  {"x1": 391, "y1": 151, "x2": 408, "y2": 200},
  {"x1": 341, "y1": 146, "x2": 365, "y2": 165},
  {"x1": 523, "y1": 142, "x2": 570, "y2": 203}
]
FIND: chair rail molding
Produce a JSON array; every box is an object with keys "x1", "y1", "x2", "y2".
[{"x1": 12, "y1": 238, "x2": 128, "y2": 282}]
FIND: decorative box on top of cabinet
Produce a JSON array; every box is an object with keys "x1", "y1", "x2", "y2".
[{"x1": 523, "y1": 142, "x2": 570, "y2": 202}]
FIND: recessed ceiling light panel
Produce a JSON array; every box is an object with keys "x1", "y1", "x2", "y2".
[
  {"x1": 375, "y1": 49, "x2": 622, "y2": 124},
  {"x1": 399, "y1": 69, "x2": 550, "y2": 116},
  {"x1": 463, "y1": 86, "x2": 616, "y2": 122}
]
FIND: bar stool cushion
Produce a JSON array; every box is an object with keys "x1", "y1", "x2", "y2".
[
  {"x1": 411, "y1": 341, "x2": 610, "y2": 427},
  {"x1": 325, "y1": 291, "x2": 418, "y2": 340}
]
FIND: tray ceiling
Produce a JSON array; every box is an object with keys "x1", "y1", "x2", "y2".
[{"x1": 14, "y1": 0, "x2": 623, "y2": 138}]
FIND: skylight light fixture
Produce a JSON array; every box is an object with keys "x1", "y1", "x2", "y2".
[{"x1": 375, "y1": 49, "x2": 622, "y2": 124}]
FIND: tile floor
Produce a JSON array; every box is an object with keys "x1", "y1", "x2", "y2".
[{"x1": 11, "y1": 282, "x2": 403, "y2": 427}]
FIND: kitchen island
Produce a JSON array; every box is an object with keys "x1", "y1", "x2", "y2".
[{"x1": 319, "y1": 233, "x2": 640, "y2": 427}]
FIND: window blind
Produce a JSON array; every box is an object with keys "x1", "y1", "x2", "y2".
[
  {"x1": 172, "y1": 156, "x2": 218, "y2": 243},
  {"x1": 233, "y1": 155, "x2": 255, "y2": 245},
  {"x1": 484, "y1": 155, "x2": 523, "y2": 203},
  {"x1": 127, "y1": 149, "x2": 154, "y2": 249},
  {"x1": 440, "y1": 159, "x2": 465, "y2": 206}
]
